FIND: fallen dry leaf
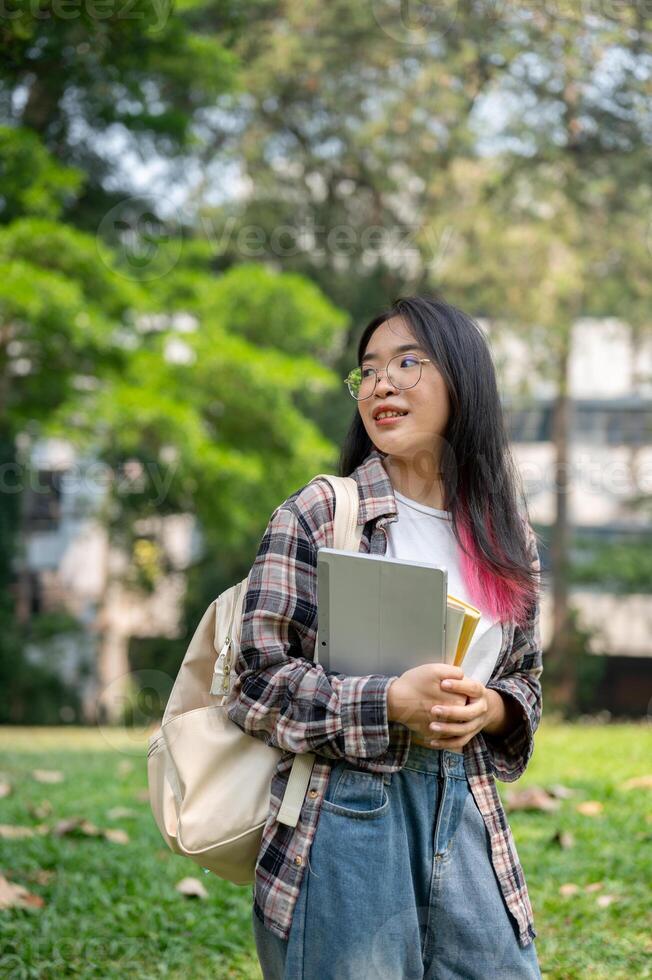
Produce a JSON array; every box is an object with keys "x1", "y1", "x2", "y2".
[
  {"x1": 24, "y1": 869, "x2": 55, "y2": 885},
  {"x1": 505, "y1": 787, "x2": 560, "y2": 813},
  {"x1": 175, "y1": 877, "x2": 208, "y2": 899},
  {"x1": 52, "y1": 818, "x2": 79, "y2": 837},
  {"x1": 547, "y1": 783, "x2": 578, "y2": 800},
  {"x1": 550, "y1": 830, "x2": 575, "y2": 850},
  {"x1": 103, "y1": 828, "x2": 129, "y2": 845},
  {"x1": 0, "y1": 874, "x2": 44, "y2": 910},
  {"x1": 117, "y1": 760, "x2": 133, "y2": 776},
  {"x1": 0, "y1": 782, "x2": 12, "y2": 799},
  {"x1": 559, "y1": 883, "x2": 580, "y2": 897},
  {"x1": 51, "y1": 817, "x2": 130, "y2": 843},
  {"x1": 596, "y1": 894, "x2": 617, "y2": 908},
  {"x1": 28, "y1": 800, "x2": 53, "y2": 820},
  {"x1": 619, "y1": 775, "x2": 652, "y2": 791},
  {"x1": 53, "y1": 818, "x2": 101, "y2": 838},
  {"x1": 31, "y1": 770, "x2": 64, "y2": 784},
  {"x1": 0, "y1": 824, "x2": 37, "y2": 839},
  {"x1": 80, "y1": 821, "x2": 101, "y2": 836},
  {"x1": 575, "y1": 801, "x2": 604, "y2": 817},
  {"x1": 584, "y1": 882, "x2": 603, "y2": 893},
  {"x1": 106, "y1": 807, "x2": 136, "y2": 820}
]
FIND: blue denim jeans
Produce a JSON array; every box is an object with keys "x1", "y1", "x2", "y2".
[{"x1": 252, "y1": 741, "x2": 543, "y2": 979}]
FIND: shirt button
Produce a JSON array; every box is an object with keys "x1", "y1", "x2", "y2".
[
  {"x1": 294, "y1": 856, "x2": 303, "y2": 866},
  {"x1": 308, "y1": 789, "x2": 318, "y2": 798}
]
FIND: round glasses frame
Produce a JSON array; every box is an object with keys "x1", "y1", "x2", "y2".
[{"x1": 343, "y1": 356, "x2": 432, "y2": 400}]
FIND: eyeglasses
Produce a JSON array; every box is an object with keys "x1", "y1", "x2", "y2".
[{"x1": 344, "y1": 354, "x2": 432, "y2": 400}]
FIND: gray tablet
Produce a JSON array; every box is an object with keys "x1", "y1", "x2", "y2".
[{"x1": 316, "y1": 548, "x2": 447, "y2": 677}]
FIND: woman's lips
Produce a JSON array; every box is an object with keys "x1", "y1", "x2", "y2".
[{"x1": 374, "y1": 413, "x2": 408, "y2": 426}]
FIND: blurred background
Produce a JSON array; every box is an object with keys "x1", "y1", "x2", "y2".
[
  {"x1": 1, "y1": 0, "x2": 651, "y2": 728},
  {"x1": 1, "y1": 2, "x2": 651, "y2": 977}
]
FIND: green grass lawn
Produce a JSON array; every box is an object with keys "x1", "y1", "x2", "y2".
[{"x1": 0, "y1": 722, "x2": 650, "y2": 979}]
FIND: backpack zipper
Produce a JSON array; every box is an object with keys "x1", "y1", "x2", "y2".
[{"x1": 211, "y1": 580, "x2": 245, "y2": 696}]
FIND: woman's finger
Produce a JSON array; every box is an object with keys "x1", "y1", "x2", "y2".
[
  {"x1": 428, "y1": 735, "x2": 467, "y2": 751},
  {"x1": 431, "y1": 700, "x2": 484, "y2": 723},
  {"x1": 429, "y1": 718, "x2": 477, "y2": 737},
  {"x1": 441, "y1": 677, "x2": 484, "y2": 698}
]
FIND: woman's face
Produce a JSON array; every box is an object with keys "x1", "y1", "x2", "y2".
[{"x1": 357, "y1": 316, "x2": 450, "y2": 466}]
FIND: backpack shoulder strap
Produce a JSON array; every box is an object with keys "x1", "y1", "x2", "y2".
[
  {"x1": 273, "y1": 474, "x2": 364, "y2": 828},
  {"x1": 309, "y1": 473, "x2": 363, "y2": 552},
  {"x1": 277, "y1": 473, "x2": 364, "y2": 827}
]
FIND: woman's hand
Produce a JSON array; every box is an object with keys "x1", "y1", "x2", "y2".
[
  {"x1": 387, "y1": 663, "x2": 468, "y2": 743},
  {"x1": 425, "y1": 674, "x2": 497, "y2": 752}
]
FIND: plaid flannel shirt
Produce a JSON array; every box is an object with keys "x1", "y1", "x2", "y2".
[{"x1": 227, "y1": 448, "x2": 543, "y2": 947}]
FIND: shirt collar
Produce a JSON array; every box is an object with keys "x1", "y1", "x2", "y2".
[{"x1": 350, "y1": 448, "x2": 398, "y2": 526}]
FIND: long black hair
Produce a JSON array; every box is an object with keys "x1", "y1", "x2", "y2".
[{"x1": 339, "y1": 295, "x2": 540, "y2": 628}]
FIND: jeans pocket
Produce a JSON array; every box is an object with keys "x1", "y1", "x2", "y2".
[{"x1": 320, "y1": 765, "x2": 390, "y2": 820}]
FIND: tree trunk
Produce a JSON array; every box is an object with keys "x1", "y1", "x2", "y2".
[
  {"x1": 549, "y1": 330, "x2": 576, "y2": 711},
  {"x1": 93, "y1": 533, "x2": 132, "y2": 725},
  {"x1": 95, "y1": 603, "x2": 132, "y2": 726}
]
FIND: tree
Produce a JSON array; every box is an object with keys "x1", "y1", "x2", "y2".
[
  {"x1": 186, "y1": 0, "x2": 540, "y2": 454},
  {"x1": 0, "y1": 0, "x2": 262, "y2": 720},
  {"x1": 0, "y1": 0, "x2": 252, "y2": 230},
  {"x1": 426, "y1": 2, "x2": 652, "y2": 711},
  {"x1": 43, "y1": 258, "x2": 348, "y2": 720}
]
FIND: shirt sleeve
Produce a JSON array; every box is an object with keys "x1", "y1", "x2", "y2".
[
  {"x1": 226, "y1": 500, "x2": 412, "y2": 772},
  {"x1": 483, "y1": 523, "x2": 543, "y2": 783}
]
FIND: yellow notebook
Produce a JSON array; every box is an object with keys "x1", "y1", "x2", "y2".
[{"x1": 446, "y1": 594, "x2": 482, "y2": 667}]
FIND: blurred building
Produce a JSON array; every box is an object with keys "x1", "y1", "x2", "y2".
[
  {"x1": 15, "y1": 436, "x2": 201, "y2": 723},
  {"x1": 491, "y1": 317, "x2": 652, "y2": 715}
]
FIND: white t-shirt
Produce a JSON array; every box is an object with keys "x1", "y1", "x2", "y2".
[{"x1": 384, "y1": 489, "x2": 503, "y2": 684}]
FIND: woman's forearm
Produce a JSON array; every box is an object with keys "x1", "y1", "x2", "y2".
[{"x1": 482, "y1": 688, "x2": 524, "y2": 739}]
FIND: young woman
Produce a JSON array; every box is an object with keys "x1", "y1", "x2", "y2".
[{"x1": 227, "y1": 295, "x2": 544, "y2": 979}]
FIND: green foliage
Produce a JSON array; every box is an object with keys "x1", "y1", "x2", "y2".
[
  {"x1": 0, "y1": 0, "x2": 347, "y2": 690},
  {"x1": 193, "y1": 263, "x2": 349, "y2": 359},
  {"x1": 46, "y1": 260, "x2": 348, "y2": 574},
  {"x1": 0, "y1": 605, "x2": 85, "y2": 725},
  {"x1": 0, "y1": 0, "x2": 246, "y2": 229},
  {"x1": 541, "y1": 604, "x2": 609, "y2": 720},
  {"x1": 0, "y1": 219, "x2": 142, "y2": 423},
  {"x1": 2, "y1": 0, "x2": 651, "y2": 730},
  {"x1": 0, "y1": 218, "x2": 141, "y2": 316},
  {"x1": 571, "y1": 535, "x2": 652, "y2": 594},
  {"x1": 0, "y1": 126, "x2": 83, "y2": 224},
  {"x1": 128, "y1": 635, "x2": 183, "y2": 702}
]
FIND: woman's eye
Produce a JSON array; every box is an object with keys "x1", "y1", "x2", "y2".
[
  {"x1": 361, "y1": 367, "x2": 375, "y2": 378},
  {"x1": 400, "y1": 356, "x2": 419, "y2": 368}
]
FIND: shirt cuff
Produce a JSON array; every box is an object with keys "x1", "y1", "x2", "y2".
[
  {"x1": 337, "y1": 673, "x2": 412, "y2": 771},
  {"x1": 483, "y1": 679, "x2": 534, "y2": 782}
]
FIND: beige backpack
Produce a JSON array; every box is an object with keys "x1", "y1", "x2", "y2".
[{"x1": 147, "y1": 474, "x2": 363, "y2": 884}]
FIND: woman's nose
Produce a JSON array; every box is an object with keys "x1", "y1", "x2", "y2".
[{"x1": 375, "y1": 371, "x2": 398, "y2": 392}]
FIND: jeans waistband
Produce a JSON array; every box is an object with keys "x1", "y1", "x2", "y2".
[{"x1": 403, "y1": 740, "x2": 466, "y2": 777}]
